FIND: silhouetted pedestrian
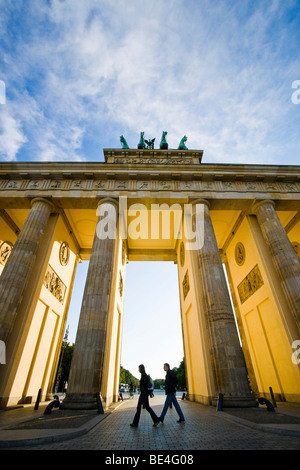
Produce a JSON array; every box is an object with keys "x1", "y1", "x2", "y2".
[
  {"x1": 130, "y1": 364, "x2": 160, "y2": 427},
  {"x1": 159, "y1": 363, "x2": 185, "y2": 423}
]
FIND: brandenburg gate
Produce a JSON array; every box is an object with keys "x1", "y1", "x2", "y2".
[{"x1": 0, "y1": 139, "x2": 299, "y2": 410}]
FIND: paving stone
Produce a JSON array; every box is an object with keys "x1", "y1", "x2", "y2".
[{"x1": 4, "y1": 394, "x2": 299, "y2": 451}]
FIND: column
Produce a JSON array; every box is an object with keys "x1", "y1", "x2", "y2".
[
  {"x1": 0, "y1": 198, "x2": 54, "y2": 343},
  {"x1": 62, "y1": 198, "x2": 119, "y2": 410},
  {"x1": 252, "y1": 200, "x2": 300, "y2": 332},
  {"x1": 193, "y1": 199, "x2": 256, "y2": 407}
]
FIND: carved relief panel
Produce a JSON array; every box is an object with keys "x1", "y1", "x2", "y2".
[
  {"x1": 44, "y1": 265, "x2": 67, "y2": 304},
  {"x1": 237, "y1": 264, "x2": 264, "y2": 304}
]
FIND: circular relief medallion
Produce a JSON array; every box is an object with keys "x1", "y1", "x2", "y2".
[
  {"x1": 119, "y1": 271, "x2": 123, "y2": 297},
  {"x1": 180, "y1": 241, "x2": 185, "y2": 267},
  {"x1": 0, "y1": 241, "x2": 13, "y2": 266},
  {"x1": 59, "y1": 241, "x2": 70, "y2": 266},
  {"x1": 122, "y1": 241, "x2": 126, "y2": 266},
  {"x1": 235, "y1": 242, "x2": 246, "y2": 266}
]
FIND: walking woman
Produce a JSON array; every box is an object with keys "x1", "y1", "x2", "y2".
[{"x1": 130, "y1": 364, "x2": 160, "y2": 427}]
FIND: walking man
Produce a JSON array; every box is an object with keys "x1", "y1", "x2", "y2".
[
  {"x1": 159, "y1": 363, "x2": 185, "y2": 423},
  {"x1": 130, "y1": 364, "x2": 160, "y2": 427}
]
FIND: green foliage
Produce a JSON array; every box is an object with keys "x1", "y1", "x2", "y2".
[
  {"x1": 135, "y1": 358, "x2": 186, "y2": 390},
  {"x1": 173, "y1": 358, "x2": 187, "y2": 390},
  {"x1": 119, "y1": 359, "x2": 186, "y2": 390},
  {"x1": 55, "y1": 341, "x2": 74, "y2": 391},
  {"x1": 119, "y1": 365, "x2": 139, "y2": 386},
  {"x1": 153, "y1": 378, "x2": 165, "y2": 389},
  {"x1": 61, "y1": 342, "x2": 74, "y2": 379},
  {"x1": 57, "y1": 343, "x2": 186, "y2": 393}
]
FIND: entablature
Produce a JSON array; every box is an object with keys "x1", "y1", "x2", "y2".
[{"x1": 0, "y1": 154, "x2": 300, "y2": 211}]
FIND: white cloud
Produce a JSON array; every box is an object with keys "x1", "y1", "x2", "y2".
[
  {"x1": 0, "y1": 0, "x2": 299, "y2": 163},
  {"x1": 0, "y1": 108, "x2": 27, "y2": 161}
]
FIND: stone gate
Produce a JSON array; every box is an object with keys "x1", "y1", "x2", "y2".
[{"x1": 0, "y1": 147, "x2": 299, "y2": 409}]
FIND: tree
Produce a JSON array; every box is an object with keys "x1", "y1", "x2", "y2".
[
  {"x1": 153, "y1": 358, "x2": 186, "y2": 391},
  {"x1": 61, "y1": 342, "x2": 74, "y2": 384},
  {"x1": 153, "y1": 378, "x2": 165, "y2": 389},
  {"x1": 54, "y1": 341, "x2": 74, "y2": 392},
  {"x1": 173, "y1": 358, "x2": 186, "y2": 390},
  {"x1": 119, "y1": 366, "x2": 139, "y2": 387}
]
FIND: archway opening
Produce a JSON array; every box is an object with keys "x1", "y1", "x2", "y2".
[
  {"x1": 121, "y1": 261, "x2": 184, "y2": 384},
  {"x1": 60, "y1": 260, "x2": 185, "y2": 395}
]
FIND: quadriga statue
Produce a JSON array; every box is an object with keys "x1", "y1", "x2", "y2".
[
  {"x1": 160, "y1": 131, "x2": 168, "y2": 149},
  {"x1": 178, "y1": 136, "x2": 188, "y2": 150}
]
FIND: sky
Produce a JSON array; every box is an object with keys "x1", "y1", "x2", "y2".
[
  {"x1": 1, "y1": 0, "x2": 300, "y2": 379},
  {"x1": 67, "y1": 260, "x2": 184, "y2": 381}
]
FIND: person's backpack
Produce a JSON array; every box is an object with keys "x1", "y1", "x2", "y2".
[
  {"x1": 147, "y1": 375, "x2": 154, "y2": 397},
  {"x1": 171, "y1": 370, "x2": 178, "y2": 388}
]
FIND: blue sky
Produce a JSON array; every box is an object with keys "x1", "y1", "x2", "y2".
[
  {"x1": 1, "y1": 0, "x2": 299, "y2": 164},
  {"x1": 1, "y1": 1, "x2": 300, "y2": 379},
  {"x1": 67, "y1": 261, "x2": 184, "y2": 381}
]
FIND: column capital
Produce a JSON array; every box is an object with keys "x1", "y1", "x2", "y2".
[
  {"x1": 30, "y1": 197, "x2": 55, "y2": 212},
  {"x1": 189, "y1": 198, "x2": 211, "y2": 209},
  {"x1": 251, "y1": 199, "x2": 275, "y2": 214}
]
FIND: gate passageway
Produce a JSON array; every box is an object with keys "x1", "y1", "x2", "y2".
[{"x1": 1, "y1": 392, "x2": 299, "y2": 450}]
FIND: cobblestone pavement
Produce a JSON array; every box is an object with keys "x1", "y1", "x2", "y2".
[{"x1": 7, "y1": 394, "x2": 300, "y2": 451}]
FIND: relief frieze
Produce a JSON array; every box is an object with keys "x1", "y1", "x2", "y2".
[
  {"x1": 4, "y1": 180, "x2": 22, "y2": 190},
  {"x1": 71, "y1": 180, "x2": 87, "y2": 189},
  {"x1": 49, "y1": 180, "x2": 62, "y2": 189},
  {"x1": 93, "y1": 180, "x2": 109, "y2": 189},
  {"x1": 180, "y1": 181, "x2": 195, "y2": 190},
  {"x1": 119, "y1": 271, "x2": 123, "y2": 297},
  {"x1": 115, "y1": 180, "x2": 129, "y2": 189},
  {"x1": 222, "y1": 181, "x2": 236, "y2": 190},
  {"x1": 115, "y1": 157, "x2": 194, "y2": 165},
  {"x1": 199, "y1": 181, "x2": 217, "y2": 191},
  {"x1": 44, "y1": 264, "x2": 67, "y2": 304},
  {"x1": 182, "y1": 270, "x2": 190, "y2": 300},
  {"x1": 137, "y1": 180, "x2": 151, "y2": 190},
  {"x1": 237, "y1": 264, "x2": 264, "y2": 304},
  {"x1": 1, "y1": 178, "x2": 300, "y2": 193},
  {"x1": 159, "y1": 180, "x2": 173, "y2": 190}
]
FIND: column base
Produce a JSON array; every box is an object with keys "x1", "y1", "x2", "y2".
[
  {"x1": 60, "y1": 393, "x2": 99, "y2": 410},
  {"x1": 212, "y1": 395, "x2": 258, "y2": 408},
  {"x1": 188, "y1": 394, "x2": 213, "y2": 406}
]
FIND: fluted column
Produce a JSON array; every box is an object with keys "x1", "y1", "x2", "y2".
[
  {"x1": 62, "y1": 198, "x2": 119, "y2": 410},
  {"x1": 0, "y1": 198, "x2": 54, "y2": 343},
  {"x1": 252, "y1": 200, "x2": 300, "y2": 332},
  {"x1": 193, "y1": 199, "x2": 256, "y2": 407}
]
